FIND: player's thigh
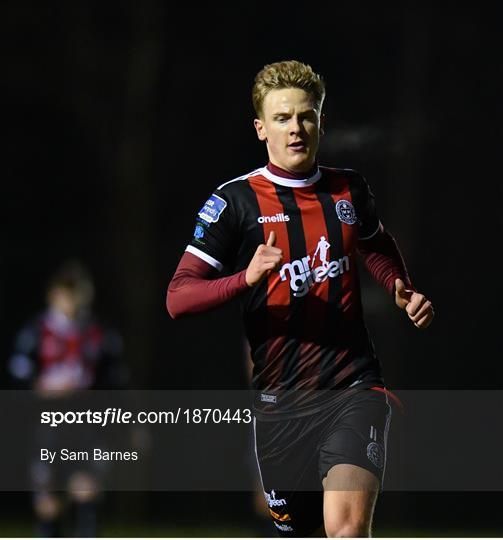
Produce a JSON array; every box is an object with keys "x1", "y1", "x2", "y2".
[
  {"x1": 318, "y1": 390, "x2": 389, "y2": 537},
  {"x1": 322, "y1": 464, "x2": 378, "y2": 537},
  {"x1": 33, "y1": 491, "x2": 62, "y2": 520},
  {"x1": 318, "y1": 389, "x2": 391, "y2": 488}
]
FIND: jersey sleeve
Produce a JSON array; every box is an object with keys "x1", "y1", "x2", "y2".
[
  {"x1": 351, "y1": 173, "x2": 381, "y2": 240},
  {"x1": 186, "y1": 188, "x2": 240, "y2": 271}
]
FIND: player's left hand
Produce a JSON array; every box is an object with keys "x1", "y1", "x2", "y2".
[{"x1": 394, "y1": 278, "x2": 434, "y2": 329}]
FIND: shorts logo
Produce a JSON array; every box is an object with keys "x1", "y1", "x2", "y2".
[
  {"x1": 260, "y1": 393, "x2": 277, "y2": 403},
  {"x1": 367, "y1": 442, "x2": 384, "y2": 469},
  {"x1": 266, "y1": 491, "x2": 291, "y2": 531},
  {"x1": 335, "y1": 199, "x2": 357, "y2": 225},
  {"x1": 198, "y1": 194, "x2": 227, "y2": 224},
  {"x1": 274, "y1": 522, "x2": 294, "y2": 532},
  {"x1": 257, "y1": 213, "x2": 290, "y2": 223},
  {"x1": 279, "y1": 236, "x2": 350, "y2": 298},
  {"x1": 265, "y1": 489, "x2": 286, "y2": 508},
  {"x1": 193, "y1": 225, "x2": 204, "y2": 239},
  {"x1": 269, "y1": 509, "x2": 291, "y2": 522}
]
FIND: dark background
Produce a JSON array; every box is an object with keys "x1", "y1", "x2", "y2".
[{"x1": 2, "y1": 2, "x2": 502, "y2": 536}]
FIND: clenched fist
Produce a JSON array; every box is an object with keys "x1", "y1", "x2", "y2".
[
  {"x1": 245, "y1": 231, "x2": 283, "y2": 287},
  {"x1": 395, "y1": 278, "x2": 434, "y2": 329}
]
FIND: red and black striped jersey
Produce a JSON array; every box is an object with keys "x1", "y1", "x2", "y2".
[{"x1": 188, "y1": 165, "x2": 384, "y2": 417}]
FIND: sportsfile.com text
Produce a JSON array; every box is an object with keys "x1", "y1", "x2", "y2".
[{"x1": 40, "y1": 408, "x2": 252, "y2": 427}]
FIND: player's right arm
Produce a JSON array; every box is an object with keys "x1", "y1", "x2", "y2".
[
  {"x1": 167, "y1": 252, "x2": 247, "y2": 319},
  {"x1": 167, "y1": 231, "x2": 282, "y2": 318},
  {"x1": 166, "y1": 189, "x2": 282, "y2": 319}
]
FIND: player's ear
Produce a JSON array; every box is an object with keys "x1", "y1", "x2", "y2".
[
  {"x1": 320, "y1": 114, "x2": 325, "y2": 137},
  {"x1": 254, "y1": 118, "x2": 267, "y2": 141}
]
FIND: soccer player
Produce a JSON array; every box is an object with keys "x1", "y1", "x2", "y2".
[
  {"x1": 167, "y1": 60, "x2": 434, "y2": 537},
  {"x1": 8, "y1": 261, "x2": 125, "y2": 537}
]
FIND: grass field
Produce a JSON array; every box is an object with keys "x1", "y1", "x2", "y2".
[{"x1": 0, "y1": 521, "x2": 502, "y2": 537}]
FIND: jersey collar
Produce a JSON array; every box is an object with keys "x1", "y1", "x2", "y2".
[{"x1": 260, "y1": 165, "x2": 322, "y2": 188}]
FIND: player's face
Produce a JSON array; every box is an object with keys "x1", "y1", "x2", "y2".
[
  {"x1": 48, "y1": 287, "x2": 84, "y2": 320},
  {"x1": 254, "y1": 88, "x2": 323, "y2": 174}
]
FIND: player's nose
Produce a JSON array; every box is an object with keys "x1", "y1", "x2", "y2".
[{"x1": 289, "y1": 116, "x2": 301, "y2": 134}]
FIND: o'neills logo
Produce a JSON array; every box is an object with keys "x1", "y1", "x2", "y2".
[
  {"x1": 279, "y1": 235, "x2": 350, "y2": 298},
  {"x1": 257, "y1": 213, "x2": 290, "y2": 223}
]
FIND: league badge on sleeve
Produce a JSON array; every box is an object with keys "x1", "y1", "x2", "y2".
[
  {"x1": 198, "y1": 194, "x2": 227, "y2": 224},
  {"x1": 335, "y1": 199, "x2": 357, "y2": 225},
  {"x1": 193, "y1": 224, "x2": 205, "y2": 240}
]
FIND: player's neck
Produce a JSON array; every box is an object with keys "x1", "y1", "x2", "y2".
[{"x1": 267, "y1": 161, "x2": 318, "y2": 180}]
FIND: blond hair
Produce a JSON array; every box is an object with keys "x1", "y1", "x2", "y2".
[{"x1": 252, "y1": 60, "x2": 325, "y2": 118}]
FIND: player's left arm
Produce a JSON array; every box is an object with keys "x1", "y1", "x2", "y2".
[
  {"x1": 393, "y1": 277, "x2": 434, "y2": 329},
  {"x1": 353, "y1": 173, "x2": 434, "y2": 329},
  {"x1": 7, "y1": 319, "x2": 40, "y2": 388}
]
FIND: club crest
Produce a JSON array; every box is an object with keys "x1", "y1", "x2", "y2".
[
  {"x1": 335, "y1": 199, "x2": 356, "y2": 225},
  {"x1": 366, "y1": 442, "x2": 384, "y2": 469}
]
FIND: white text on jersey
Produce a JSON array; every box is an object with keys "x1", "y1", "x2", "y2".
[
  {"x1": 279, "y1": 236, "x2": 350, "y2": 297},
  {"x1": 257, "y1": 213, "x2": 290, "y2": 224}
]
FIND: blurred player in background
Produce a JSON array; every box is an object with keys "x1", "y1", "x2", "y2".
[
  {"x1": 167, "y1": 60, "x2": 434, "y2": 537},
  {"x1": 8, "y1": 260, "x2": 126, "y2": 537}
]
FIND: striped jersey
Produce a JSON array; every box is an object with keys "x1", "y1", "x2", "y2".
[{"x1": 187, "y1": 165, "x2": 384, "y2": 417}]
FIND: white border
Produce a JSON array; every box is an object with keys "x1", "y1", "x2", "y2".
[
  {"x1": 253, "y1": 416, "x2": 266, "y2": 494},
  {"x1": 218, "y1": 168, "x2": 262, "y2": 190},
  {"x1": 185, "y1": 245, "x2": 223, "y2": 271},
  {"x1": 260, "y1": 166, "x2": 322, "y2": 188}
]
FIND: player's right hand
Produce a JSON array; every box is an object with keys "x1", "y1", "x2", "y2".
[{"x1": 245, "y1": 231, "x2": 283, "y2": 287}]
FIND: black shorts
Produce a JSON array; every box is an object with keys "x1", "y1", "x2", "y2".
[{"x1": 253, "y1": 388, "x2": 391, "y2": 537}]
